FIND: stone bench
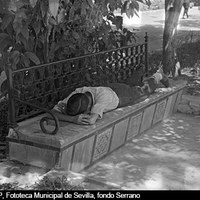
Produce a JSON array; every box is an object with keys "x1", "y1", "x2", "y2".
[{"x1": 7, "y1": 80, "x2": 186, "y2": 173}]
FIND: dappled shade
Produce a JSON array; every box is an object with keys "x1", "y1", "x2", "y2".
[{"x1": 85, "y1": 113, "x2": 200, "y2": 190}]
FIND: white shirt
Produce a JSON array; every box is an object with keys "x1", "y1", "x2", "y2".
[
  {"x1": 53, "y1": 86, "x2": 119, "y2": 118},
  {"x1": 152, "y1": 71, "x2": 163, "y2": 84}
]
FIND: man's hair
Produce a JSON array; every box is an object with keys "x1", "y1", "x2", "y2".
[{"x1": 66, "y1": 93, "x2": 90, "y2": 116}]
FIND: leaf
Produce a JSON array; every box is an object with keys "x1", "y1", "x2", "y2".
[
  {"x1": 5, "y1": 22, "x2": 14, "y2": 38},
  {"x1": 27, "y1": 37, "x2": 34, "y2": 52},
  {"x1": 137, "y1": 0, "x2": 151, "y2": 7},
  {"x1": 21, "y1": 54, "x2": 30, "y2": 67},
  {"x1": 0, "y1": 33, "x2": 10, "y2": 42},
  {"x1": 24, "y1": 52, "x2": 40, "y2": 65},
  {"x1": 13, "y1": 10, "x2": 27, "y2": 37},
  {"x1": 21, "y1": 0, "x2": 30, "y2": 5},
  {"x1": 85, "y1": 72, "x2": 92, "y2": 83},
  {"x1": 30, "y1": 0, "x2": 37, "y2": 7},
  {"x1": 134, "y1": 9, "x2": 139, "y2": 18},
  {"x1": 86, "y1": 0, "x2": 93, "y2": 7},
  {"x1": 126, "y1": 8, "x2": 131, "y2": 18},
  {"x1": 48, "y1": 17, "x2": 57, "y2": 26},
  {"x1": 144, "y1": 0, "x2": 151, "y2": 7},
  {"x1": 10, "y1": 50, "x2": 20, "y2": 69},
  {"x1": 72, "y1": 31, "x2": 80, "y2": 40},
  {"x1": 17, "y1": 33, "x2": 27, "y2": 48},
  {"x1": 113, "y1": 16, "x2": 123, "y2": 30},
  {"x1": 81, "y1": 0, "x2": 87, "y2": 15},
  {"x1": 16, "y1": 1, "x2": 25, "y2": 9},
  {"x1": 33, "y1": 21, "x2": 41, "y2": 35},
  {"x1": 121, "y1": 0, "x2": 128, "y2": 14},
  {"x1": 69, "y1": 6, "x2": 75, "y2": 21},
  {"x1": 20, "y1": 25, "x2": 29, "y2": 41},
  {"x1": 14, "y1": 9, "x2": 27, "y2": 21},
  {"x1": 40, "y1": 0, "x2": 49, "y2": 18},
  {"x1": 10, "y1": 50, "x2": 20, "y2": 60},
  {"x1": 13, "y1": 19, "x2": 22, "y2": 37},
  {"x1": 107, "y1": 13, "x2": 115, "y2": 22},
  {"x1": 0, "y1": 33, "x2": 12, "y2": 52},
  {"x1": 131, "y1": 1, "x2": 139, "y2": 12},
  {"x1": 49, "y1": 42, "x2": 56, "y2": 58},
  {"x1": 109, "y1": 0, "x2": 116, "y2": 12},
  {"x1": 1, "y1": 14, "x2": 13, "y2": 31}
]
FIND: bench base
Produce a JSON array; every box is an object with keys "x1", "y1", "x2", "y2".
[{"x1": 7, "y1": 80, "x2": 186, "y2": 172}]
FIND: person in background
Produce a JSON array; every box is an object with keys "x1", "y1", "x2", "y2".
[
  {"x1": 51, "y1": 68, "x2": 169, "y2": 125},
  {"x1": 182, "y1": 0, "x2": 190, "y2": 19},
  {"x1": 173, "y1": 52, "x2": 181, "y2": 77},
  {"x1": 190, "y1": 2, "x2": 194, "y2": 9}
]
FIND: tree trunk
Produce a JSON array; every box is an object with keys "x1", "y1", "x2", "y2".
[{"x1": 162, "y1": 0, "x2": 183, "y2": 75}]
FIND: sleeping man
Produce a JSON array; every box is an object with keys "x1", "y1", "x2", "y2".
[{"x1": 51, "y1": 69, "x2": 169, "y2": 125}]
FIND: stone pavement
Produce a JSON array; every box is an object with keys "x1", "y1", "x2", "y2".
[
  {"x1": 1, "y1": 113, "x2": 200, "y2": 190},
  {"x1": 82, "y1": 113, "x2": 200, "y2": 190}
]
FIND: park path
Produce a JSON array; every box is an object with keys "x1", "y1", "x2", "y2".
[
  {"x1": 84, "y1": 113, "x2": 200, "y2": 190},
  {"x1": 122, "y1": 7, "x2": 200, "y2": 52}
]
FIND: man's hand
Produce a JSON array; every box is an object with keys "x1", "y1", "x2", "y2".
[{"x1": 75, "y1": 113, "x2": 99, "y2": 125}]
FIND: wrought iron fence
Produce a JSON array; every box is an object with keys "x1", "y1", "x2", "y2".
[{"x1": 2, "y1": 33, "x2": 148, "y2": 135}]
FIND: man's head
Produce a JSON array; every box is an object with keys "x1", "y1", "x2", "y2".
[{"x1": 65, "y1": 92, "x2": 93, "y2": 116}]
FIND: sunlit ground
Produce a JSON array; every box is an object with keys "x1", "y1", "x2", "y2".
[
  {"x1": 0, "y1": 163, "x2": 87, "y2": 189},
  {"x1": 122, "y1": 7, "x2": 200, "y2": 30},
  {"x1": 84, "y1": 113, "x2": 200, "y2": 190},
  {"x1": 121, "y1": 7, "x2": 200, "y2": 51},
  {"x1": 122, "y1": 12, "x2": 142, "y2": 26},
  {"x1": 0, "y1": 163, "x2": 46, "y2": 189}
]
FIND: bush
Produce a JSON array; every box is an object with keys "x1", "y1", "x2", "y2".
[
  {"x1": 177, "y1": 41, "x2": 200, "y2": 69},
  {"x1": 148, "y1": 32, "x2": 200, "y2": 73}
]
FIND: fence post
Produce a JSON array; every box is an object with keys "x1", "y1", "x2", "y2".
[
  {"x1": 144, "y1": 32, "x2": 149, "y2": 76},
  {"x1": 5, "y1": 61, "x2": 17, "y2": 129}
]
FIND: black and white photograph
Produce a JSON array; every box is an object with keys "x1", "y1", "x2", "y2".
[{"x1": 0, "y1": 0, "x2": 200, "y2": 196}]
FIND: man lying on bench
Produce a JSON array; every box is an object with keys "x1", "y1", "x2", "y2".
[{"x1": 51, "y1": 69, "x2": 169, "y2": 125}]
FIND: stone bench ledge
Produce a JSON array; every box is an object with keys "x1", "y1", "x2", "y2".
[
  {"x1": 7, "y1": 80, "x2": 186, "y2": 172},
  {"x1": 8, "y1": 80, "x2": 186, "y2": 149}
]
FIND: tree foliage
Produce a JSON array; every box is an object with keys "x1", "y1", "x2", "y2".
[
  {"x1": 0, "y1": 0, "x2": 47, "y2": 70},
  {"x1": 0, "y1": 0, "x2": 151, "y2": 71}
]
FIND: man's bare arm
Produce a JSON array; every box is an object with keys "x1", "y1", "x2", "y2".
[
  {"x1": 80, "y1": 113, "x2": 99, "y2": 125},
  {"x1": 49, "y1": 109, "x2": 99, "y2": 125},
  {"x1": 49, "y1": 109, "x2": 79, "y2": 124}
]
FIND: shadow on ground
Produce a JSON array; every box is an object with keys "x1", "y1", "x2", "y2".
[{"x1": 84, "y1": 113, "x2": 200, "y2": 190}]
